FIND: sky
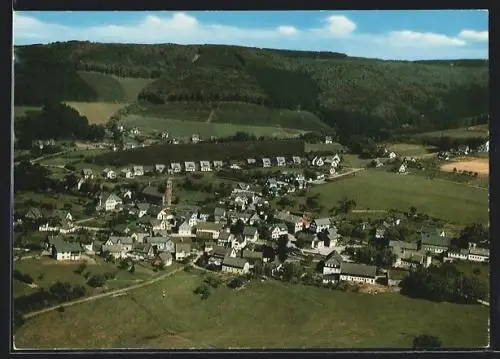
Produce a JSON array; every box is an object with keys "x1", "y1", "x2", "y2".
[{"x1": 13, "y1": 10, "x2": 489, "y2": 60}]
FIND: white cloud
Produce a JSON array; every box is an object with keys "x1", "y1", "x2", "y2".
[
  {"x1": 458, "y1": 29, "x2": 488, "y2": 43},
  {"x1": 12, "y1": 12, "x2": 488, "y2": 60},
  {"x1": 277, "y1": 26, "x2": 298, "y2": 36},
  {"x1": 323, "y1": 15, "x2": 357, "y2": 36},
  {"x1": 385, "y1": 30, "x2": 466, "y2": 47}
]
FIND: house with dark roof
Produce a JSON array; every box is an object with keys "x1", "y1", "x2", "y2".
[
  {"x1": 231, "y1": 234, "x2": 247, "y2": 251},
  {"x1": 102, "y1": 244, "x2": 123, "y2": 259},
  {"x1": 447, "y1": 248, "x2": 469, "y2": 261},
  {"x1": 214, "y1": 207, "x2": 226, "y2": 223},
  {"x1": 196, "y1": 222, "x2": 224, "y2": 239},
  {"x1": 394, "y1": 251, "x2": 431, "y2": 269},
  {"x1": 270, "y1": 223, "x2": 288, "y2": 240},
  {"x1": 262, "y1": 158, "x2": 271, "y2": 168},
  {"x1": 142, "y1": 186, "x2": 165, "y2": 206},
  {"x1": 105, "y1": 236, "x2": 134, "y2": 252},
  {"x1": 217, "y1": 231, "x2": 231, "y2": 246},
  {"x1": 145, "y1": 236, "x2": 174, "y2": 253},
  {"x1": 387, "y1": 269, "x2": 410, "y2": 287},
  {"x1": 323, "y1": 251, "x2": 343, "y2": 275},
  {"x1": 310, "y1": 218, "x2": 331, "y2": 233},
  {"x1": 25, "y1": 207, "x2": 44, "y2": 221},
  {"x1": 468, "y1": 246, "x2": 490, "y2": 262},
  {"x1": 274, "y1": 211, "x2": 304, "y2": 233},
  {"x1": 222, "y1": 257, "x2": 250, "y2": 274},
  {"x1": 47, "y1": 237, "x2": 82, "y2": 261},
  {"x1": 340, "y1": 263, "x2": 377, "y2": 285},
  {"x1": 98, "y1": 193, "x2": 123, "y2": 212},
  {"x1": 419, "y1": 233, "x2": 451, "y2": 254},
  {"x1": 241, "y1": 250, "x2": 263, "y2": 267},
  {"x1": 242, "y1": 226, "x2": 259, "y2": 243}
]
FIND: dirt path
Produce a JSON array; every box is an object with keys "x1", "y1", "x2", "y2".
[
  {"x1": 74, "y1": 217, "x2": 96, "y2": 224},
  {"x1": 351, "y1": 209, "x2": 388, "y2": 213},
  {"x1": 206, "y1": 109, "x2": 216, "y2": 123},
  {"x1": 23, "y1": 267, "x2": 184, "y2": 320}
]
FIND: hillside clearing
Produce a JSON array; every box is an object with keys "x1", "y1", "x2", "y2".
[
  {"x1": 14, "y1": 106, "x2": 42, "y2": 118},
  {"x1": 119, "y1": 115, "x2": 305, "y2": 139},
  {"x1": 14, "y1": 271, "x2": 488, "y2": 349},
  {"x1": 386, "y1": 143, "x2": 436, "y2": 157},
  {"x1": 302, "y1": 170, "x2": 488, "y2": 224},
  {"x1": 65, "y1": 102, "x2": 129, "y2": 124},
  {"x1": 413, "y1": 125, "x2": 489, "y2": 140}
]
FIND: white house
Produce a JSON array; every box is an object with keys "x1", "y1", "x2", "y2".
[
  {"x1": 48, "y1": 237, "x2": 82, "y2": 261},
  {"x1": 323, "y1": 251, "x2": 343, "y2": 275},
  {"x1": 312, "y1": 157, "x2": 324, "y2": 167},
  {"x1": 196, "y1": 222, "x2": 223, "y2": 240},
  {"x1": 270, "y1": 223, "x2": 288, "y2": 240},
  {"x1": 468, "y1": 245, "x2": 489, "y2": 263},
  {"x1": 155, "y1": 164, "x2": 166, "y2": 173},
  {"x1": 175, "y1": 242, "x2": 192, "y2": 261},
  {"x1": 276, "y1": 157, "x2": 286, "y2": 167},
  {"x1": 200, "y1": 161, "x2": 212, "y2": 172},
  {"x1": 447, "y1": 248, "x2": 469, "y2": 261},
  {"x1": 133, "y1": 166, "x2": 144, "y2": 176},
  {"x1": 178, "y1": 221, "x2": 192, "y2": 236},
  {"x1": 230, "y1": 164, "x2": 241, "y2": 170},
  {"x1": 82, "y1": 169, "x2": 94, "y2": 179},
  {"x1": 292, "y1": 156, "x2": 302, "y2": 165},
  {"x1": 105, "y1": 236, "x2": 134, "y2": 253},
  {"x1": 171, "y1": 163, "x2": 182, "y2": 173},
  {"x1": 247, "y1": 158, "x2": 257, "y2": 165},
  {"x1": 121, "y1": 168, "x2": 134, "y2": 179},
  {"x1": 242, "y1": 226, "x2": 259, "y2": 243},
  {"x1": 102, "y1": 168, "x2": 116, "y2": 180},
  {"x1": 388, "y1": 152, "x2": 397, "y2": 159},
  {"x1": 185, "y1": 162, "x2": 196, "y2": 172},
  {"x1": 99, "y1": 193, "x2": 123, "y2": 212},
  {"x1": 329, "y1": 167, "x2": 337, "y2": 176},
  {"x1": 340, "y1": 263, "x2": 377, "y2": 285},
  {"x1": 262, "y1": 158, "x2": 271, "y2": 168},
  {"x1": 222, "y1": 257, "x2": 250, "y2": 275},
  {"x1": 213, "y1": 161, "x2": 224, "y2": 170},
  {"x1": 324, "y1": 136, "x2": 333, "y2": 144},
  {"x1": 310, "y1": 218, "x2": 331, "y2": 233},
  {"x1": 191, "y1": 133, "x2": 200, "y2": 143},
  {"x1": 398, "y1": 164, "x2": 406, "y2": 174},
  {"x1": 231, "y1": 234, "x2": 247, "y2": 251}
]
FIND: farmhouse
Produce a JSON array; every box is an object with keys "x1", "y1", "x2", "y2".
[
  {"x1": 200, "y1": 161, "x2": 212, "y2": 172},
  {"x1": 105, "y1": 236, "x2": 134, "y2": 253},
  {"x1": 262, "y1": 158, "x2": 271, "y2": 168},
  {"x1": 292, "y1": 156, "x2": 302, "y2": 165},
  {"x1": 468, "y1": 245, "x2": 489, "y2": 262},
  {"x1": 340, "y1": 263, "x2": 377, "y2": 285},
  {"x1": 323, "y1": 251, "x2": 343, "y2": 275},
  {"x1": 310, "y1": 218, "x2": 331, "y2": 233},
  {"x1": 175, "y1": 242, "x2": 192, "y2": 261},
  {"x1": 185, "y1": 162, "x2": 196, "y2": 172},
  {"x1": 419, "y1": 233, "x2": 451, "y2": 254},
  {"x1": 98, "y1": 193, "x2": 123, "y2": 212},
  {"x1": 102, "y1": 168, "x2": 116, "y2": 180},
  {"x1": 447, "y1": 248, "x2": 470, "y2": 261},
  {"x1": 145, "y1": 236, "x2": 174, "y2": 253},
  {"x1": 171, "y1": 163, "x2": 182, "y2": 173},
  {"x1": 247, "y1": 158, "x2": 257, "y2": 165},
  {"x1": 121, "y1": 168, "x2": 134, "y2": 178},
  {"x1": 398, "y1": 164, "x2": 406, "y2": 174},
  {"x1": 394, "y1": 251, "x2": 431, "y2": 269},
  {"x1": 222, "y1": 257, "x2": 250, "y2": 275},
  {"x1": 276, "y1": 157, "x2": 286, "y2": 167},
  {"x1": 47, "y1": 237, "x2": 82, "y2": 261},
  {"x1": 155, "y1": 164, "x2": 166, "y2": 173},
  {"x1": 178, "y1": 221, "x2": 192, "y2": 236},
  {"x1": 133, "y1": 166, "x2": 144, "y2": 176},
  {"x1": 196, "y1": 222, "x2": 223, "y2": 239}
]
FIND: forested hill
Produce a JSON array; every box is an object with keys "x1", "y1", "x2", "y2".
[{"x1": 14, "y1": 41, "x2": 489, "y2": 141}]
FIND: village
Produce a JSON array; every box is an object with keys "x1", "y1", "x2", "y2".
[{"x1": 15, "y1": 133, "x2": 490, "y2": 298}]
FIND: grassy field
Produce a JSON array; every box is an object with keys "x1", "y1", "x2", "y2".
[
  {"x1": 14, "y1": 192, "x2": 91, "y2": 219},
  {"x1": 413, "y1": 125, "x2": 489, "y2": 140},
  {"x1": 305, "y1": 142, "x2": 344, "y2": 153},
  {"x1": 123, "y1": 102, "x2": 331, "y2": 132},
  {"x1": 65, "y1": 102, "x2": 129, "y2": 124},
  {"x1": 77, "y1": 72, "x2": 153, "y2": 102},
  {"x1": 120, "y1": 115, "x2": 305, "y2": 139},
  {"x1": 14, "y1": 270, "x2": 488, "y2": 349},
  {"x1": 301, "y1": 170, "x2": 488, "y2": 224},
  {"x1": 94, "y1": 139, "x2": 305, "y2": 165},
  {"x1": 341, "y1": 154, "x2": 373, "y2": 168},
  {"x1": 386, "y1": 143, "x2": 437, "y2": 157}
]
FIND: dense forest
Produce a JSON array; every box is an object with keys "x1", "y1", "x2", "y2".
[{"x1": 14, "y1": 41, "x2": 489, "y2": 141}]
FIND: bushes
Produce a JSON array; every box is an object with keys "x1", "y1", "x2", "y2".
[{"x1": 13, "y1": 270, "x2": 34, "y2": 285}]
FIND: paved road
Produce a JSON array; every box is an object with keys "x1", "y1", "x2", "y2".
[
  {"x1": 74, "y1": 217, "x2": 96, "y2": 224},
  {"x1": 23, "y1": 266, "x2": 184, "y2": 320}
]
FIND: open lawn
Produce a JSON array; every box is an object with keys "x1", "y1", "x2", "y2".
[
  {"x1": 302, "y1": 170, "x2": 488, "y2": 224},
  {"x1": 341, "y1": 154, "x2": 372, "y2": 168},
  {"x1": 120, "y1": 115, "x2": 305, "y2": 139},
  {"x1": 413, "y1": 125, "x2": 488, "y2": 140},
  {"x1": 14, "y1": 192, "x2": 91, "y2": 219},
  {"x1": 14, "y1": 271, "x2": 488, "y2": 349},
  {"x1": 65, "y1": 102, "x2": 129, "y2": 125}
]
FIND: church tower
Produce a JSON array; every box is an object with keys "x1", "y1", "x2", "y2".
[{"x1": 164, "y1": 177, "x2": 173, "y2": 207}]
